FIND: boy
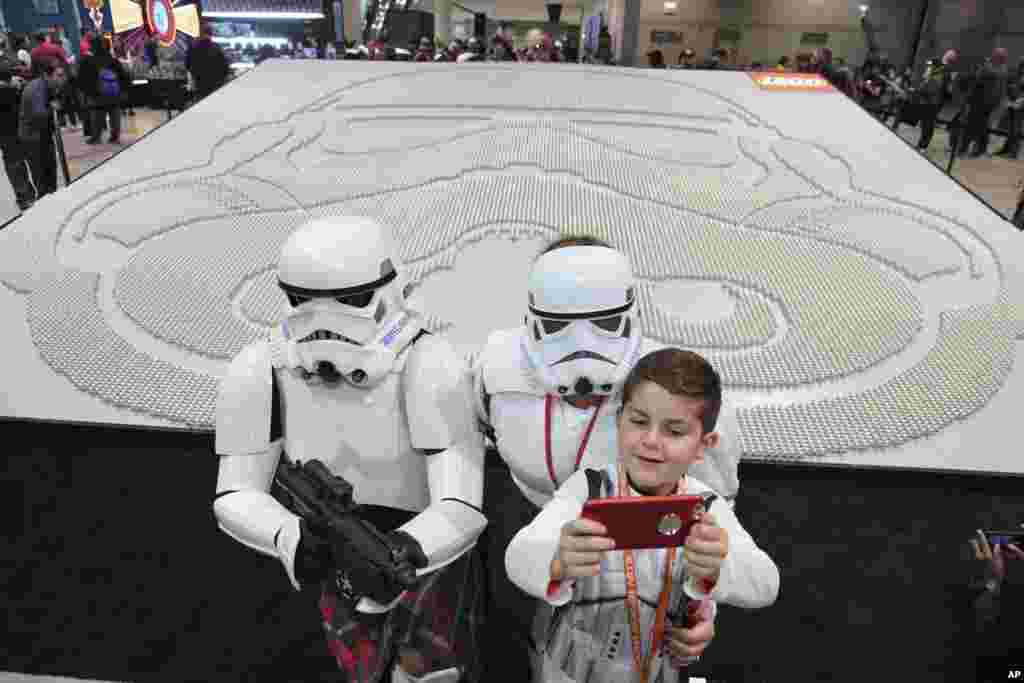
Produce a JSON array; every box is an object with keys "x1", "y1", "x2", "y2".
[{"x1": 506, "y1": 348, "x2": 779, "y2": 682}]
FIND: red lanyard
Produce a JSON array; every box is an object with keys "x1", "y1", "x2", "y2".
[
  {"x1": 543, "y1": 394, "x2": 605, "y2": 488},
  {"x1": 619, "y1": 459, "x2": 680, "y2": 683}
]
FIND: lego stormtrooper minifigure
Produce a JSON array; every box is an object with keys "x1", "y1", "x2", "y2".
[
  {"x1": 213, "y1": 216, "x2": 487, "y2": 683},
  {"x1": 474, "y1": 237, "x2": 739, "y2": 681}
]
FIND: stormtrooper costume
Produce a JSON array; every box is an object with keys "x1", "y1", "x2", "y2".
[
  {"x1": 473, "y1": 243, "x2": 740, "y2": 681},
  {"x1": 475, "y1": 244, "x2": 740, "y2": 510},
  {"x1": 213, "y1": 216, "x2": 487, "y2": 683},
  {"x1": 507, "y1": 464, "x2": 779, "y2": 683}
]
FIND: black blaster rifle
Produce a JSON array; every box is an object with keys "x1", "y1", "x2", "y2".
[{"x1": 272, "y1": 455, "x2": 421, "y2": 603}]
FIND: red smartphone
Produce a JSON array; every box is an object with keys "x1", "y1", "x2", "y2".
[{"x1": 581, "y1": 494, "x2": 713, "y2": 550}]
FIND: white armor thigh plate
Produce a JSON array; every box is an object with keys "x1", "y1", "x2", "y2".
[
  {"x1": 278, "y1": 367, "x2": 429, "y2": 513},
  {"x1": 490, "y1": 393, "x2": 619, "y2": 507}
]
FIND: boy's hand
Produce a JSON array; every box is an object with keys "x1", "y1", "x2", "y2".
[
  {"x1": 970, "y1": 528, "x2": 1024, "y2": 584},
  {"x1": 666, "y1": 618, "x2": 714, "y2": 666},
  {"x1": 684, "y1": 512, "x2": 729, "y2": 582},
  {"x1": 551, "y1": 518, "x2": 615, "y2": 581}
]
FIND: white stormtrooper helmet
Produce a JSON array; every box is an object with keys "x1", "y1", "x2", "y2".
[
  {"x1": 523, "y1": 244, "x2": 642, "y2": 400},
  {"x1": 276, "y1": 216, "x2": 421, "y2": 388}
]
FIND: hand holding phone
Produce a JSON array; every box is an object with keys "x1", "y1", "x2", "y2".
[
  {"x1": 683, "y1": 511, "x2": 729, "y2": 583},
  {"x1": 970, "y1": 528, "x2": 1024, "y2": 583},
  {"x1": 552, "y1": 517, "x2": 616, "y2": 580}
]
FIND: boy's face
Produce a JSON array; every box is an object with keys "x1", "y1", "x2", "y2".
[{"x1": 617, "y1": 380, "x2": 719, "y2": 496}]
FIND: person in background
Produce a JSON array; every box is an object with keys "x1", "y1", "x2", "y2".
[
  {"x1": 491, "y1": 22, "x2": 517, "y2": 62},
  {"x1": 80, "y1": 29, "x2": 93, "y2": 58},
  {"x1": 54, "y1": 25, "x2": 73, "y2": 60},
  {"x1": 434, "y1": 39, "x2": 464, "y2": 63},
  {"x1": 113, "y1": 38, "x2": 136, "y2": 117},
  {"x1": 78, "y1": 35, "x2": 129, "y2": 145},
  {"x1": 1013, "y1": 175, "x2": 1024, "y2": 230},
  {"x1": 996, "y1": 58, "x2": 1024, "y2": 158},
  {"x1": 458, "y1": 37, "x2": 486, "y2": 63},
  {"x1": 527, "y1": 32, "x2": 559, "y2": 63},
  {"x1": 677, "y1": 48, "x2": 696, "y2": 68},
  {"x1": 0, "y1": 35, "x2": 23, "y2": 83},
  {"x1": 965, "y1": 527, "x2": 1024, "y2": 676},
  {"x1": 699, "y1": 48, "x2": 723, "y2": 70},
  {"x1": 961, "y1": 47, "x2": 1010, "y2": 158},
  {"x1": 185, "y1": 24, "x2": 230, "y2": 102},
  {"x1": 413, "y1": 36, "x2": 434, "y2": 63},
  {"x1": 255, "y1": 43, "x2": 277, "y2": 65},
  {"x1": 18, "y1": 59, "x2": 65, "y2": 201},
  {"x1": 143, "y1": 35, "x2": 159, "y2": 67},
  {"x1": 30, "y1": 31, "x2": 68, "y2": 69},
  {"x1": 367, "y1": 29, "x2": 392, "y2": 61},
  {"x1": 594, "y1": 28, "x2": 614, "y2": 66},
  {"x1": 17, "y1": 35, "x2": 33, "y2": 70},
  {"x1": 913, "y1": 50, "x2": 957, "y2": 151}
]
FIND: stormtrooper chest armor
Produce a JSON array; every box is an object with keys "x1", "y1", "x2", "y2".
[
  {"x1": 481, "y1": 328, "x2": 621, "y2": 508},
  {"x1": 491, "y1": 394, "x2": 619, "y2": 507},
  {"x1": 275, "y1": 366, "x2": 429, "y2": 513}
]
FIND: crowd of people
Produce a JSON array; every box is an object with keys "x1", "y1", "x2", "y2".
[
  {"x1": 3, "y1": 18, "x2": 1022, "y2": 228},
  {"x1": 653, "y1": 44, "x2": 1023, "y2": 163},
  {"x1": 258, "y1": 23, "x2": 1023, "y2": 169},
  {"x1": 0, "y1": 23, "x2": 233, "y2": 210}
]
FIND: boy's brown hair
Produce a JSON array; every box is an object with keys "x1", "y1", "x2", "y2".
[
  {"x1": 540, "y1": 234, "x2": 613, "y2": 255},
  {"x1": 620, "y1": 348, "x2": 722, "y2": 435}
]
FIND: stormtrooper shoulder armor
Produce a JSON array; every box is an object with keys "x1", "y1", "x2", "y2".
[
  {"x1": 476, "y1": 327, "x2": 544, "y2": 403},
  {"x1": 404, "y1": 333, "x2": 473, "y2": 450},
  {"x1": 215, "y1": 341, "x2": 277, "y2": 456}
]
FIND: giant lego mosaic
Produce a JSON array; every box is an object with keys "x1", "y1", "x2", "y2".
[{"x1": 1, "y1": 61, "x2": 1021, "y2": 473}]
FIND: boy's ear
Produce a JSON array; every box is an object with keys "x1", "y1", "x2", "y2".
[{"x1": 702, "y1": 431, "x2": 721, "y2": 451}]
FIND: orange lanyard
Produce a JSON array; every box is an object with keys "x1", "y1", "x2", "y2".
[
  {"x1": 544, "y1": 394, "x2": 605, "y2": 488},
  {"x1": 618, "y1": 460, "x2": 681, "y2": 683}
]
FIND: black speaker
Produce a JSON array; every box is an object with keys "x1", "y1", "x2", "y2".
[
  {"x1": 546, "y1": 3, "x2": 562, "y2": 24},
  {"x1": 474, "y1": 12, "x2": 486, "y2": 40}
]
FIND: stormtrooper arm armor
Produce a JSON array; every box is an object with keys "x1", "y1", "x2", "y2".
[
  {"x1": 397, "y1": 336, "x2": 487, "y2": 574},
  {"x1": 211, "y1": 342, "x2": 305, "y2": 592}
]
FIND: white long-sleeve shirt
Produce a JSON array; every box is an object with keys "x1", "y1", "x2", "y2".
[{"x1": 507, "y1": 467, "x2": 779, "y2": 682}]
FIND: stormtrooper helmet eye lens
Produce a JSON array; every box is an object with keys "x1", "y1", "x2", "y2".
[
  {"x1": 286, "y1": 293, "x2": 312, "y2": 307},
  {"x1": 541, "y1": 319, "x2": 570, "y2": 335},
  {"x1": 336, "y1": 291, "x2": 375, "y2": 308},
  {"x1": 592, "y1": 315, "x2": 622, "y2": 333}
]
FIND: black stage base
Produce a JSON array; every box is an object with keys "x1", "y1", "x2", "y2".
[{"x1": 3, "y1": 418, "x2": 1022, "y2": 682}]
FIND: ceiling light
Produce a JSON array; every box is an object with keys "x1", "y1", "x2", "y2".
[{"x1": 203, "y1": 11, "x2": 325, "y2": 19}]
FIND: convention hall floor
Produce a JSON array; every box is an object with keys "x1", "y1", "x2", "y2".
[{"x1": 51, "y1": 106, "x2": 1022, "y2": 224}]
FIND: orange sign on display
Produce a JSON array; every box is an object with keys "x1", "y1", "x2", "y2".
[{"x1": 748, "y1": 72, "x2": 834, "y2": 92}]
